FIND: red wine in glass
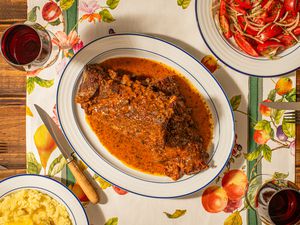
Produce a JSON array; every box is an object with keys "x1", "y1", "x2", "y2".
[
  {"x1": 256, "y1": 180, "x2": 300, "y2": 225},
  {"x1": 1, "y1": 24, "x2": 41, "y2": 65},
  {"x1": 0, "y1": 22, "x2": 53, "y2": 71},
  {"x1": 269, "y1": 189, "x2": 300, "y2": 225}
]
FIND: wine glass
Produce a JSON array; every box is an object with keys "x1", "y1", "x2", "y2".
[
  {"x1": 0, "y1": 21, "x2": 59, "y2": 71},
  {"x1": 246, "y1": 174, "x2": 300, "y2": 225}
]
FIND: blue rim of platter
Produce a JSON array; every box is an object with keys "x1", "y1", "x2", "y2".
[
  {"x1": 70, "y1": 47, "x2": 221, "y2": 184},
  {"x1": 56, "y1": 33, "x2": 235, "y2": 198}
]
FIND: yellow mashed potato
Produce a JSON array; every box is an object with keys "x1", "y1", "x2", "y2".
[{"x1": 0, "y1": 189, "x2": 72, "y2": 225}]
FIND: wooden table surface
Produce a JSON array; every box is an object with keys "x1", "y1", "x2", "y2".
[
  {"x1": 0, "y1": 0, "x2": 27, "y2": 179},
  {"x1": 0, "y1": 0, "x2": 299, "y2": 186}
]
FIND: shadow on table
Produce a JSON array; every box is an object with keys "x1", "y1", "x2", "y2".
[
  {"x1": 59, "y1": 174, "x2": 109, "y2": 205},
  {"x1": 85, "y1": 203, "x2": 106, "y2": 225},
  {"x1": 58, "y1": 176, "x2": 107, "y2": 224}
]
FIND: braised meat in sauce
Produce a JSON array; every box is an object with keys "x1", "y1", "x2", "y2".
[{"x1": 76, "y1": 58, "x2": 213, "y2": 180}]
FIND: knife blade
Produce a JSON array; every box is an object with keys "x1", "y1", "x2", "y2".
[
  {"x1": 260, "y1": 102, "x2": 300, "y2": 110},
  {"x1": 34, "y1": 105, "x2": 74, "y2": 163},
  {"x1": 34, "y1": 104, "x2": 99, "y2": 204}
]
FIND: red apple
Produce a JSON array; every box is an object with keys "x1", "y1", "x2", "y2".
[
  {"x1": 202, "y1": 185, "x2": 228, "y2": 213},
  {"x1": 259, "y1": 99, "x2": 271, "y2": 117},
  {"x1": 42, "y1": 1, "x2": 62, "y2": 22},
  {"x1": 222, "y1": 170, "x2": 248, "y2": 201},
  {"x1": 253, "y1": 129, "x2": 271, "y2": 145}
]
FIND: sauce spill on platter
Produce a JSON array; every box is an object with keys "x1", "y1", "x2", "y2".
[{"x1": 85, "y1": 57, "x2": 213, "y2": 176}]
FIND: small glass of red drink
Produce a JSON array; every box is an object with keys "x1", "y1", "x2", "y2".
[
  {"x1": 246, "y1": 174, "x2": 300, "y2": 225},
  {"x1": 0, "y1": 22, "x2": 59, "y2": 71}
]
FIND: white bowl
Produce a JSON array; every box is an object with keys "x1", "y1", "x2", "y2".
[
  {"x1": 57, "y1": 33, "x2": 235, "y2": 198},
  {"x1": 195, "y1": 0, "x2": 300, "y2": 77},
  {"x1": 0, "y1": 174, "x2": 89, "y2": 225}
]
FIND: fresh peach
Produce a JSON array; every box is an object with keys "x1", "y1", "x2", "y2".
[
  {"x1": 34, "y1": 124, "x2": 57, "y2": 170},
  {"x1": 202, "y1": 185, "x2": 228, "y2": 213},
  {"x1": 42, "y1": 1, "x2": 62, "y2": 22},
  {"x1": 259, "y1": 99, "x2": 271, "y2": 117},
  {"x1": 275, "y1": 77, "x2": 293, "y2": 96},
  {"x1": 222, "y1": 170, "x2": 248, "y2": 201},
  {"x1": 253, "y1": 129, "x2": 270, "y2": 145},
  {"x1": 69, "y1": 182, "x2": 89, "y2": 202},
  {"x1": 201, "y1": 55, "x2": 219, "y2": 73}
]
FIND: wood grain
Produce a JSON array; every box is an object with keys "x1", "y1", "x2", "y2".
[
  {"x1": 0, "y1": 105, "x2": 26, "y2": 169},
  {"x1": 0, "y1": 0, "x2": 27, "y2": 179},
  {"x1": 0, "y1": 169, "x2": 26, "y2": 180},
  {"x1": 296, "y1": 70, "x2": 300, "y2": 186},
  {"x1": 0, "y1": 0, "x2": 27, "y2": 24}
]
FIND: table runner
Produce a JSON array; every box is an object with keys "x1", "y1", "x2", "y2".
[{"x1": 25, "y1": 0, "x2": 296, "y2": 224}]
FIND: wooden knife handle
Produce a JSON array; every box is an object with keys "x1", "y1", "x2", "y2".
[{"x1": 68, "y1": 160, "x2": 99, "y2": 204}]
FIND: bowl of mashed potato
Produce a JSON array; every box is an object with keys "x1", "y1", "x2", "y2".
[{"x1": 0, "y1": 174, "x2": 89, "y2": 225}]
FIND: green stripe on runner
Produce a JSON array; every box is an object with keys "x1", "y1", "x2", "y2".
[
  {"x1": 65, "y1": 1, "x2": 78, "y2": 34},
  {"x1": 64, "y1": 0, "x2": 78, "y2": 187},
  {"x1": 247, "y1": 77, "x2": 263, "y2": 225}
]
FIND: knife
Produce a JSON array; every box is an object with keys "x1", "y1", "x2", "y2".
[
  {"x1": 260, "y1": 102, "x2": 300, "y2": 110},
  {"x1": 34, "y1": 104, "x2": 99, "y2": 204}
]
